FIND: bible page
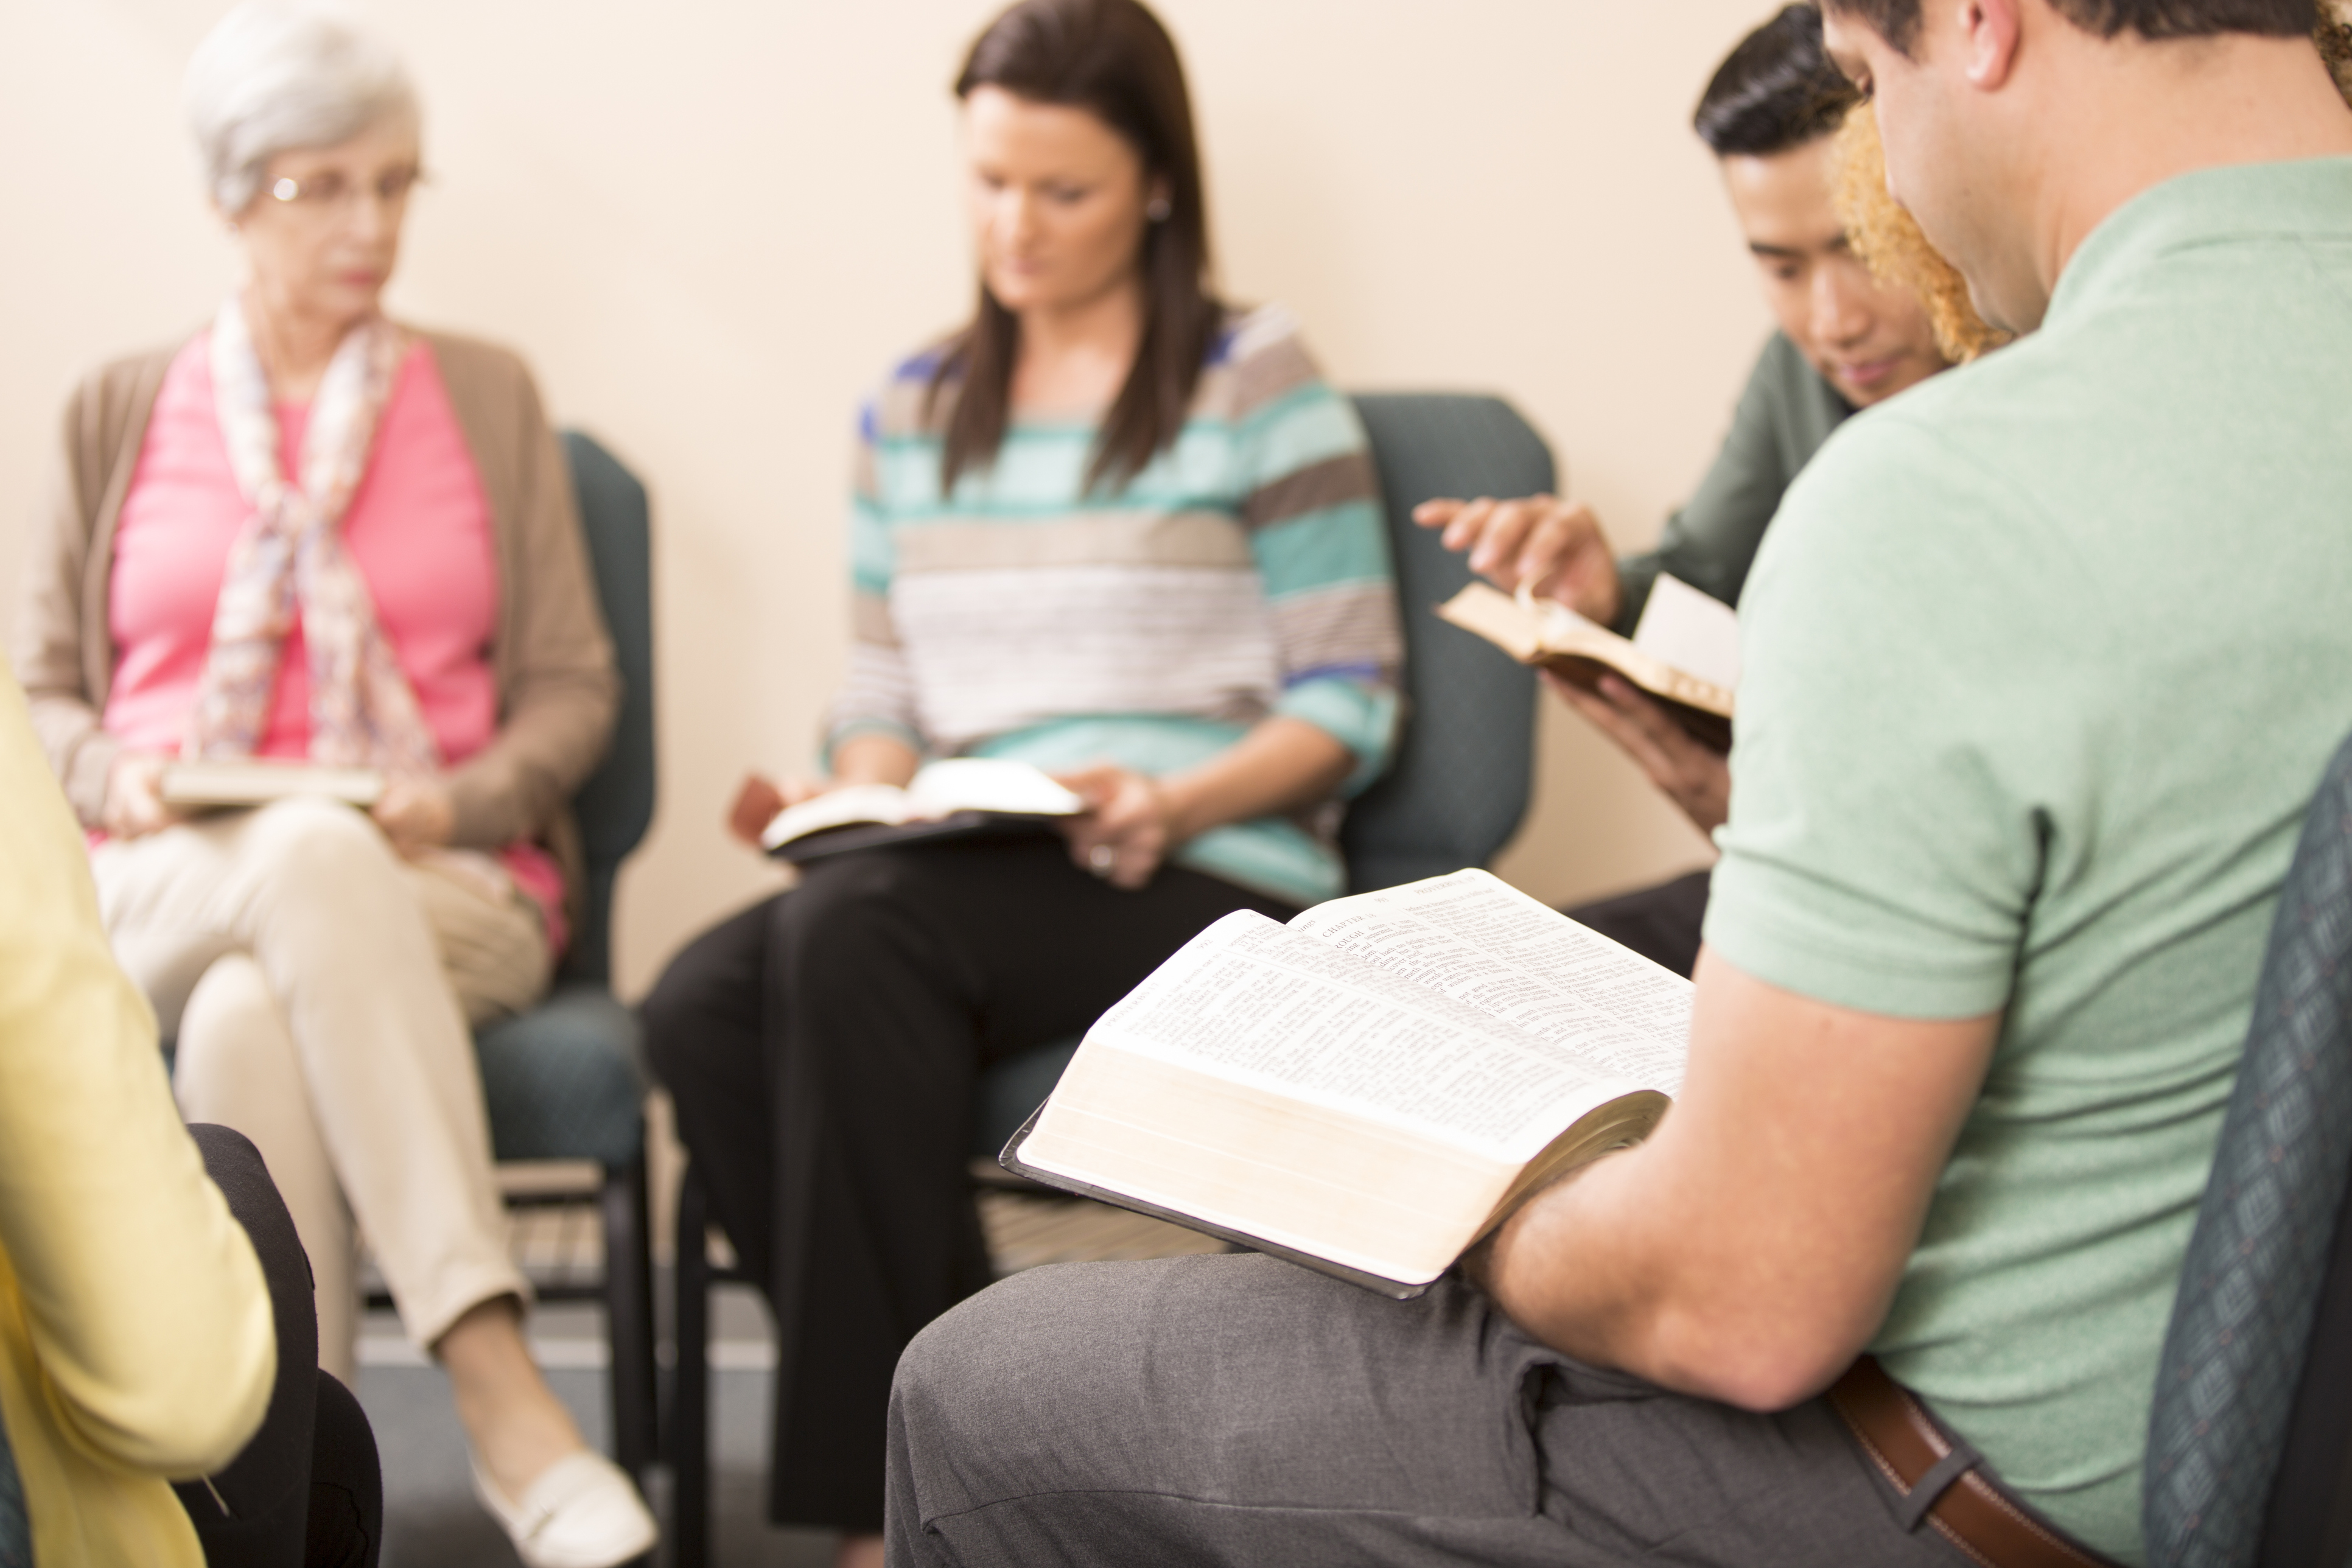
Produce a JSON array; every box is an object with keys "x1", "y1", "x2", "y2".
[
  {"x1": 1079, "y1": 910, "x2": 1653, "y2": 1164},
  {"x1": 1290, "y1": 869, "x2": 1689, "y2": 1095},
  {"x1": 1631, "y1": 573, "x2": 1741, "y2": 692},
  {"x1": 758, "y1": 784, "x2": 914, "y2": 849}
]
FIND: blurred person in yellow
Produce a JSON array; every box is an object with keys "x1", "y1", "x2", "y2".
[{"x1": 0, "y1": 654, "x2": 275, "y2": 1563}]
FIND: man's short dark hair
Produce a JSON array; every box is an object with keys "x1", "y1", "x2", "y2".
[
  {"x1": 1822, "y1": 0, "x2": 2315, "y2": 57},
  {"x1": 1694, "y1": 5, "x2": 1861, "y2": 158}
]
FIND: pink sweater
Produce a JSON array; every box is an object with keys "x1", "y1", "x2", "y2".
[{"x1": 103, "y1": 334, "x2": 565, "y2": 947}]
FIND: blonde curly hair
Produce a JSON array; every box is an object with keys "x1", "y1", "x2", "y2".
[
  {"x1": 1832, "y1": 105, "x2": 2012, "y2": 363},
  {"x1": 2320, "y1": 4, "x2": 2352, "y2": 93},
  {"x1": 1833, "y1": 7, "x2": 2352, "y2": 364}
]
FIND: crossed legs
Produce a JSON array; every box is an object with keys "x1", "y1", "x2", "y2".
[
  {"x1": 643, "y1": 838, "x2": 1298, "y2": 1541},
  {"x1": 91, "y1": 798, "x2": 587, "y2": 1505}
]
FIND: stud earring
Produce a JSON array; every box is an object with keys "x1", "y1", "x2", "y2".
[{"x1": 1146, "y1": 195, "x2": 1172, "y2": 222}]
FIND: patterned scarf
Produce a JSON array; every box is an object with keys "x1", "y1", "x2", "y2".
[{"x1": 184, "y1": 295, "x2": 441, "y2": 777}]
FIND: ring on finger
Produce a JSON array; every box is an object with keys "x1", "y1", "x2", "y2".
[{"x1": 1088, "y1": 844, "x2": 1116, "y2": 878}]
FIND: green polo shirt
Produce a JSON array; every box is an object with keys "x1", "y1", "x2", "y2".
[
  {"x1": 1613, "y1": 331, "x2": 1852, "y2": 635},
  {"x1": 1706, "y1": 158, "x2": 2352, "y2": 1561}
]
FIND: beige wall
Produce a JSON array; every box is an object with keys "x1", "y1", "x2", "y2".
[{"x1": 0, "y1": 0, "x2": 1775, "y2": 999}]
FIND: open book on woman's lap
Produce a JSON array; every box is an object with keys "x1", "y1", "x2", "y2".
[{"x1": 760, "y1": 758, "x2": 1083, "y2": 864}]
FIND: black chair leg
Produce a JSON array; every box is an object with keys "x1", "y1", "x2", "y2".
[
  {"x1": 669, "y1": 1159, "x2": 713, "y2": 1568},
  {"x1": 601, "y1": 1156, "x2": 657, "y2": 1484}
]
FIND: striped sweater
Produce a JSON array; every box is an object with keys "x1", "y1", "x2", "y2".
[{"x1": 828, "y1": 304, "x2": 1402, "y2": 906}]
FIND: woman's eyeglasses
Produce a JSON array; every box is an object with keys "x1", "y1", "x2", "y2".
[{"x1": 267, "y1": 167, "x2": 425, "y2": 219}]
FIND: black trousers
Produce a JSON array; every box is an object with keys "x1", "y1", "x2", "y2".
[
  {"x1": 642, "y1": 836, "x2": 1298, "y2": 1531},
  {"x1": 176, "y1": 1125, "x2": 382, "y2": 1568},
  {"x1": 1563, "y1": 869, "x2": 1712, "y2": 979}
]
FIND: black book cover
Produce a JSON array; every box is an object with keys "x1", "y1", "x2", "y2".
[{"x1": 766, "y1": 810, "x2": 1063, "y2": 866}]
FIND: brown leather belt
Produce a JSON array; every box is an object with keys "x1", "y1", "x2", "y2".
[{"x1": 1827, "y1": 1356, "x2": 2121, "y2": 1568}]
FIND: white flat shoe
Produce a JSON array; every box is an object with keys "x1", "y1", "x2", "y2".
[{"x1": 471, "y1": 1450, "x2": 657, "y2": 1568}]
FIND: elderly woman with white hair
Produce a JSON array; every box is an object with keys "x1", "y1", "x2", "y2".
[{"x1": 10, "y1": 4, "x2": 656, "y2": 1563}]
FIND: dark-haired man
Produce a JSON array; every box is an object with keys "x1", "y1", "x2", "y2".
[
  {"x1": 886, "y1": 3, "x2": 2352, "y2": 1565},
  {"x1": 1425, "y1": 2, "x2": 1949, "y2": 976}
]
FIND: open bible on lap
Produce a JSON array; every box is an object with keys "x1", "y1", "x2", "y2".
[
  {"x1": 760, "y1": 758, "x2": 1083, "y2": 864},
  {"x1": 159, "y1": 758, "x2": 387, "y2": 810},
  {"x1": 1004, "y1": 869, "x2": 1690, "y2": 1297}
]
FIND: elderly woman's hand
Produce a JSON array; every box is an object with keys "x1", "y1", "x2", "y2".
[
  {"x1": 102, "y1": 752, "x2": 185, "y2": 840},
  {"x1": 1056, "y1": 765, "x2": 1180, "y2": 891},
  {"x1": 372, "y1": 776, "x2": 456, "y2": 858}
]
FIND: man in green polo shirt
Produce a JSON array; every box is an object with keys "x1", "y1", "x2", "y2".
[
  {"x1": 884, "y1": 2, "x2": 2352, "y2": 1564},
  {"x1": 1423, "y1": 3, "x2": 1949, "y2": 977}
]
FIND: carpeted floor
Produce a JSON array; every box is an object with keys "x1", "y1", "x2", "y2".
[
  {"x1": 352, "y1": 1188, "x2": 1217, "y2": 1566},
  {"x1": 356, "y1": 1287, "x2": 834, "y2": 1568}
]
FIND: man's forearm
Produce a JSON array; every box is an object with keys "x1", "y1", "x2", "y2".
[{"x1": 1479, "y1": 949, "x2": 1997, "y2": 1410}]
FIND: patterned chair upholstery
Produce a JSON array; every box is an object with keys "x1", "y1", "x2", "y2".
[
  {"x1": 0, "y1": 1415, "x2": 23, "y2": 1566},
  {"x1": 667, "y1": 392, "x2": 1551, "y2": 1567},
  {"x1": 2145, "y1": 727, "x2": 2352, "y2": 1568}
]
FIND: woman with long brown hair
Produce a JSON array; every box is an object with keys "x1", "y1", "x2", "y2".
[{"x1": 640, "y1": 0, "x2": 1402, "y2": 1556}]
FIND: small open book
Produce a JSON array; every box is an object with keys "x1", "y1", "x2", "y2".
[
  {"x1": 159, "y1": 759, "x2": 387, "y2": 810},
  {"x1": 761, "y1": 758, "x2": 1083, "y2": 864},
  {"x1": 1438, "y1": 573, "x2": 1738, "y2": 751},
  {"x1": 1004, "y1": 869, "x2": 1689, "y2": 1297}
]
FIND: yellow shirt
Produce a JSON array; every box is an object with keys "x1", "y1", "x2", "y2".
[{"x1": 0, "y1": 657, "x2": 274, "y2": 1564}]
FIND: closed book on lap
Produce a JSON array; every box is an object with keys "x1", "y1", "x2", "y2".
[
  {"x1": 1004, "y1": 869, "x2": 1689, "y2": 1298},
  {"x1": 159, "y1": 759, "x2": 387, "y2": 810},
  {"x1": 760, "y1": 758, "x2": 1083, "y2": 865},
  {"x1": 1438, "y1": 575, "x2": 1737, "y2": 752}
]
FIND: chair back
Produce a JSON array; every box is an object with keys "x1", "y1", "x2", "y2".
[
  {"x1": 0, "y1": 1404, "x2": 25, "y2": 1567},
  {"x1": 1341, "y1": 394, "x2": 1545, "y2": 892},
  {"x1": 556, "y1": 431, "x2": 657, "y2": 987},
  {"x1": 2144, "y1": 729, "x2": 2352, "y2": 1568}
]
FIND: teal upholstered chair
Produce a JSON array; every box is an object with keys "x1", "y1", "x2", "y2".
[
  {"x1": 2144, "y1": 727, "x2": 2352, "y2": 1568},
  {"x1": 385, "y1": 430, "x2": 656, "y2": 1481},
  {"x1": 665, "y1": 392, "x2": 1550, "y2": 1566}
]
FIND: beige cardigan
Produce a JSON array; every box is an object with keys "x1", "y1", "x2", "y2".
[{"x1": 12, "y1": 327, "x2": 620, "y2": 927}]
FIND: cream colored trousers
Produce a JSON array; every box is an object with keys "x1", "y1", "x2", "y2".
[{"x1": 89, "y1": 796, "x2": 547, "y2": 1385}]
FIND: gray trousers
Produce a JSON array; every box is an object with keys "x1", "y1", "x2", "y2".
[{"x1": 886, "y1": 1253, "x2": 1973, "y2": 1567}]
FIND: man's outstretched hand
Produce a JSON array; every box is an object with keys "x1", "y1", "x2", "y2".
[
  {"x1": 1418, "y1": 495, "x2": 1727, "y2": 833},
  {"x1": 1552, "y1": 672, "x2": 1731, "y2": 835},
  {"x1": 1414, "y1": 493, "x2": 1623, "y2": 628}
]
